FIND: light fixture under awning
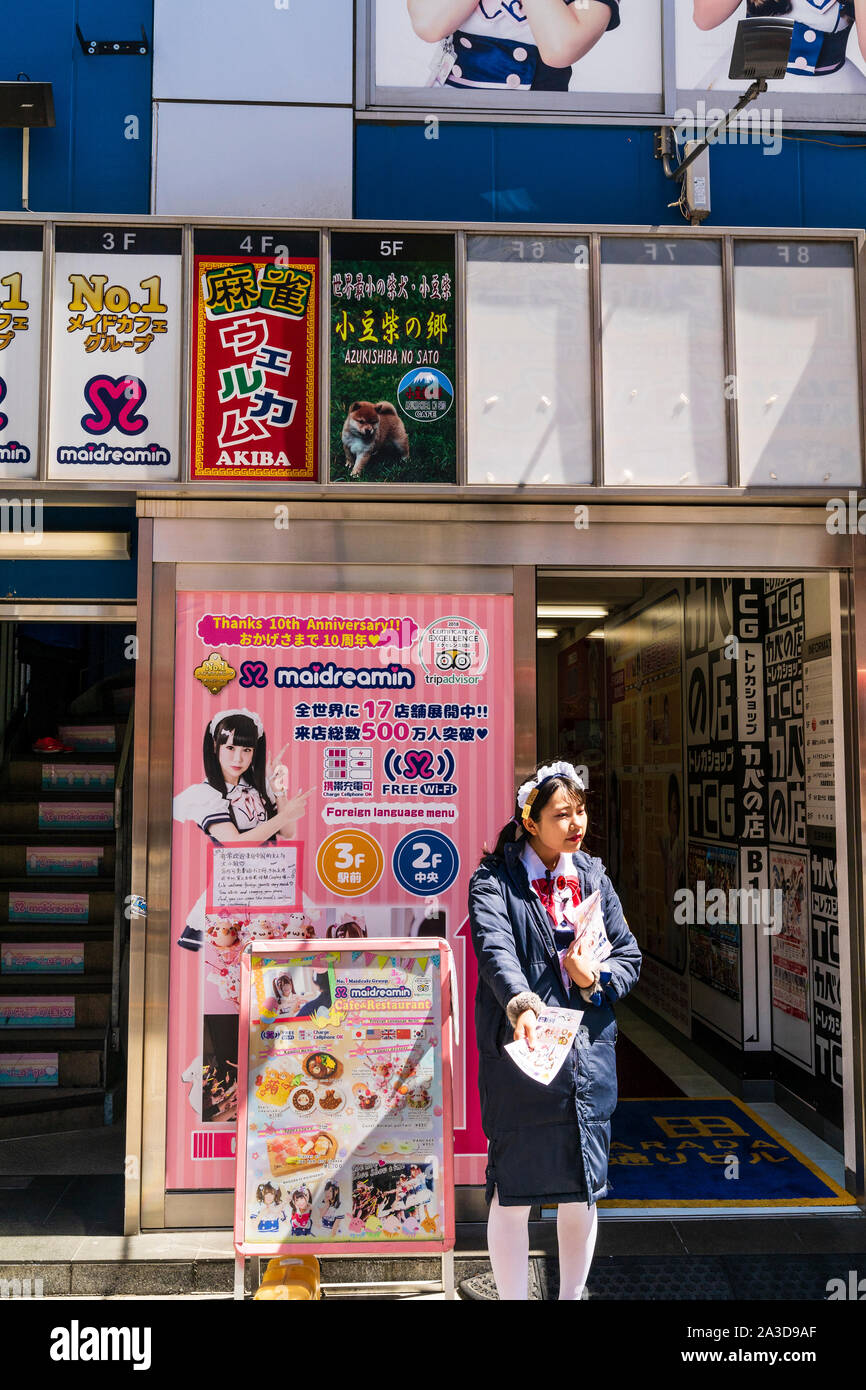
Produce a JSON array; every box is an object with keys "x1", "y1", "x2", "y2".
[
  {"x1": 536, "y1": 605, "x2": 609, "y2": 621},
  {"x1": 0, "y1": 531, "x2": 130, "y2": 560}
]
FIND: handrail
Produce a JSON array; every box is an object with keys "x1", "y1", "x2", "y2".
[
  {"x1": 111, "y1": 698, "x2": 135, "y2": 1050},
  {"x1": 114, "y1": 701, "x2": 135, "y2": 827}
]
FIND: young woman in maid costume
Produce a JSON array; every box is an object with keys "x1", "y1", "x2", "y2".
[
  {"x1": 407, "y1": 0, "x2": 620, "y2": 92},
  {"x1": 466, "y1": 760, "x2": 641, "y2": 1301}
]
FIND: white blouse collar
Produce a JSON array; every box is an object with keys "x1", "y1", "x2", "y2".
[{"x1": 520, "y1": 839, "x2": 573, "y2": 887}]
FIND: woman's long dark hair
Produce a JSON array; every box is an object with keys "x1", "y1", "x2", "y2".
[
  {"x1": 203, "y1": 713, "x2": 277, "y2": 819},
  {"x1": 482, "y1": 762, "x2": 588, "y2": 864}
]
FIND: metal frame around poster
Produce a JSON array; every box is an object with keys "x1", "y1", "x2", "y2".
[
  {"x1": 358, "y1": 0, "x2": 671, "y2": 120},
  {"x1": 232, "y1": 937, "x2": 457, "y2": 1298},
  {"x1": 127, "y1": 506, "x2": 865, "y2": 1232},
  {"x1": 0, "y1": 212, "x2": 862, "y2": 501},
  {"x1": 359, "y1": 0, "x2": 866, "y2": 131}
]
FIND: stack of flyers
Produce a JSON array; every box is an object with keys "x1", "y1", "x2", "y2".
[
  {"x1": 558, "y1": 889, "x2": 610, "y2": 990},
  {"x1": 504, "y1": 1008, "x2": 584, "y2": 1086}
]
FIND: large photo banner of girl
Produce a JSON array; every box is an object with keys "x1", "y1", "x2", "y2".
[
  {"x1": 374, "y1": 0, "x2": 661, "y2": 101},
  {"x1": 166, "y1": 588, "x2": 513, "y2": 1192},
  {"x1": 676, "y1": 2, "x2": 866, "y2": 103}
]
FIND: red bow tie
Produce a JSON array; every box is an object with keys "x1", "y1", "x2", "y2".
[{"x1": 532, "y1": 873, "x2": 581, "y2": 924}]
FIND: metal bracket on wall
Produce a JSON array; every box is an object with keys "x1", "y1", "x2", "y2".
[{"x1": 75, "y1": 24, "x2": 149, "y2": 57}]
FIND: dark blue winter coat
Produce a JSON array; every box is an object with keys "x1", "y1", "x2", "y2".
[{"x1": 468, "y1": 839, "x2": 642, "y2": 1207}]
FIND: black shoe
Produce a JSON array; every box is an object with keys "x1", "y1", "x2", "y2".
[{"x1": 458, "y1": 1258, "x2": 548, "y2": 1301}]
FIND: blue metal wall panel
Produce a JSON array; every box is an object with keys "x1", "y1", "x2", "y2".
[
  {"x1": 356, "y1": 122, "x2": 866, "y2": 230},
  {"x1": 355, "y1": 121, "x2": 497, "y2": 223},
  {"x1": 0, "y1": 509, "x2": 137, "y2": 601},
  {"x1": 0, "y1": 1, "x2": 152, "y2": 214}
]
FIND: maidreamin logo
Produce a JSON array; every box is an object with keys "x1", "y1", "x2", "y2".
[
  {"x1": 0, "y1": 442, "x2": 31, "y2": 465},
  {"x1": 275, "y1": 661, "x2": 414, "y2": 689},
  {"x1": 341, "y1": 984, "x2": 412, "y2": 999},
  {"x1": 55, "y1": 442, "x2": 171, "y2": 466}
]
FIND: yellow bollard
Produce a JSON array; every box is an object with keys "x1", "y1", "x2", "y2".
[{"x1": 254, "y1": 1254, "x2": 321, "y2": 1300}]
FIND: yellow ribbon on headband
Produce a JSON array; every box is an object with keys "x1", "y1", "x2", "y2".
[{"x1": 521, "y1": 787, "x2": 540, "y2": 827}]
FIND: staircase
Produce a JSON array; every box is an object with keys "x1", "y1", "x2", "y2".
[{"x1": 0, "y1": 715, "x2": 131, "y2": 1146}]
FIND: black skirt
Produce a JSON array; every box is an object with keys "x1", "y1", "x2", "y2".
[{"x1": 484, "y1": 1121, "x2": 607, "y2": 1207}]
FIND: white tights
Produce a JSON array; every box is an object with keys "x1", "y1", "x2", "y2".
[{"x1": 486, "y1": 1187, "x2": 598, "y2": 1300}]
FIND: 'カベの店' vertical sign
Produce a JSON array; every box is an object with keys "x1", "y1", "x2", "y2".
[
  {"x1": 0, "y1": 224, "x2": 43, "y2": 480},
  {"x1": 192, "y1": 229, "x2": 319, "y2": 480},
  {"x1": 47, "y1": 225, "x2": 182, "y2": 481}
]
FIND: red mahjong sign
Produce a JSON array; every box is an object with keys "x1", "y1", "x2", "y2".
[{"x1": 192, "y1": 229, "x2": 319, "y2": 480}]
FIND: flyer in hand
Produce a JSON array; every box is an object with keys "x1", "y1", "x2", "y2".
[
  {"x1": 504, "y1": 1008, "x2": 584, "y2": 1086},
  {"x1": 565, "y1": 888, "x2": 611, "y2": 963},
  {"x1": 555, "y1": 888, "x2": 612, "y2": 993}
]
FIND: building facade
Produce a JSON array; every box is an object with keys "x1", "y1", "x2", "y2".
[{"x1": 0, "y1": 1, "x2": 863, "y2": 1235}]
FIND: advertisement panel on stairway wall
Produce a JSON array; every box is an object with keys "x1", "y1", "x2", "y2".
[
  {"x1": 168, "y1": 591, "x2": 513, "y2": 1191},
  {"x1": 0, "y1": 224, "x2": 42, "y2": 480},
  {"x1": 329, "y1": 232, "x2": 456, "y2": 483},
  {"x1": 191, "y1": 228, "x2": 319, "y2": 480},
  {"x1": 47, "y1": 225, "x2": 182, "y2": 481}
]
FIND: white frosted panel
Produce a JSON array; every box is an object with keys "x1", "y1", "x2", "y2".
[
  {"x1": 734, "y1": 244, "x2": 862, "y2": 487},
  {"x1": 153, "y1": 0, "x2": 353, "y2": 103},
  {"x1": 153, "y1": 104, "x2": 352, "y2": 219},
  {"x1": 467, "y1": 237, "x2": 592, "y2": 486},
  {"x1": 601, "y1": 240, "x2": 728, "y2": 487}
]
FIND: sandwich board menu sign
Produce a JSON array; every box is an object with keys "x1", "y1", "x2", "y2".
[{"x1": 234, "y1": 937, "x2": 455, "y2": 1259}]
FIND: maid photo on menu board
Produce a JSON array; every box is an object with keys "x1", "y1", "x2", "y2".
[
  {"x1": 406, "y1": 0, "x2": 621, "y2": 91},
  {"x1": 690, "y1": 1, "x2": 866, "y2": 92}
]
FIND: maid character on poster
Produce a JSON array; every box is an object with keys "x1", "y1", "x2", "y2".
[
  {"x1": 407, "y1": 0, "x2": 621, "y2": 91},
  {"x1": 691, "y1": 2, "x2": 866, "y2": 92},
  {"x1": 173, "y1": 708, "x2": 311, "y2": 848},
  {"x1": 249, "y1": 1181, "x2": 288, "y2": 1235}
]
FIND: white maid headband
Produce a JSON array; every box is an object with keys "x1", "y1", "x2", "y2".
[
  {"x1": 209, "y1": 708, "x2": 264, "y2": 739},
  {"x1": 516, "y1": 760, "x2": 585, "y2": 827}
]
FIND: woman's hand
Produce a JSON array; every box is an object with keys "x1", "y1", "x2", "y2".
[
  {"x1": 513, "y1": 1009, "x2": 538, "y2": 1050},
  {"x1": 276, "y1": 787, "x2": 314, "y2": 828},
  {"x1": 563, "y1": 940, "x2": 598, "y2": 990},
  {"x1": 266, "y1": 742, "x2": 291, "y2": 800}
]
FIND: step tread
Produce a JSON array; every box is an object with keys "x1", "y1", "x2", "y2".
[
  {"x1": 0, "y1": 1027, "x2": 105, "y2": 1046},
  {"x1": 0, "y1": 1086, "x2": 104, "y2": 1112},
  {"x1": 5, "y1": 756, "x2": 119, "y2": 769},
  {"x1": 0, "y1": 833, "x2": 116, "y2": 845},
  {"x1": 57, "y1": 722, "x2": 125, "y2": 733},
  {"x1": 1, "y1": 790, "x2": 116, "y2": 803},
  {"x1": 0, "y1": 915, "x2": 114, "y2": 927},
  {"x1": 0, "y1": 974, "x2": 112, "y2": 991},
  {"x1": 0, "y1": 928, "x2": 114, "y2": 941},
  {"x1": 0, "y1": 879, "x2": 116, "y2": 891}
]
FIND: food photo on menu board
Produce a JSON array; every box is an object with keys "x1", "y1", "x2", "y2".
[
  {"x1": 166, "y1": 590, "x2": 513, "y2": 1194},
  {"x1": 240, "y1": 946, "x2": 446, "y2": 1245}
]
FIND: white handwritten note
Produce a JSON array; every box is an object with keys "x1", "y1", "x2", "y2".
[{"x1": 208, "y1": 844, "x2": 299, "y2": 912}]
